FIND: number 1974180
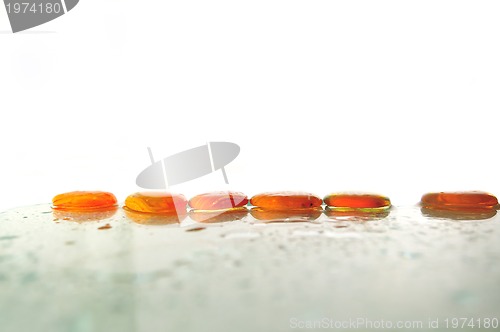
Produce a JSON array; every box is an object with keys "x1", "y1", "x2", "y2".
[{"x1": 6, "y1": 2, "x2": 62, "y2": 14}]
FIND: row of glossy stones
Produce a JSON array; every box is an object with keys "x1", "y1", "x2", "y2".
[{"x1": 52, "y1": 191, "x2": 499, "y2": 214}]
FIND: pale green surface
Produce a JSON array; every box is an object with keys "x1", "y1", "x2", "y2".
[{"x1": 0, "y1": 205, "x2": 499, "y2": 332}]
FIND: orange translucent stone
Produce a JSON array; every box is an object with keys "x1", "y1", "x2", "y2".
[
  {"x1": 189, "y1": 192, "x2": 248, "y2": 210},
  {"x1": 324, "y1": 193, "x2": 391, "y2": 210},
  {"x1": 421, "y1": 191, "x2": 499, "y2": 210},
  {"x1": 124, "y1": 192, "x2": 187, "y2": 214},
  {"x1": 250, "y1": 192, "x2": 322, "y2": 210},
  {"x1": 52, "y1": 191, "x2": 117, "y2": 211}
]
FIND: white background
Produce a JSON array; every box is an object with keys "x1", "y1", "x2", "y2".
[{"x1": 0, "y1": 0, "x2": 499, "y2": 211}]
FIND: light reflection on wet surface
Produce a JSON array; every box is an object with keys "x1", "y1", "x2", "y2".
[{"x1": 0, "y1": 204, "x2": 499, "y2": 332}]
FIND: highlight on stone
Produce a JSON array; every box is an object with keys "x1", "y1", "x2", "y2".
[
  {"x1": 250, "y1": 192, "x2": 322, "y2": 210},
  {"x1": 420, "y1": 191, "x2": 499, "y2": 211},
  {"x1": 124, "y1": 192, "x2": 187, "y2": 214},
  {"x1": 52, "y1": 191, "x2": 118, "y2": 211},
  {"x1": 323, "y1": 193, "x2": 391, "y2": 211},
  {"x1": 189, "y1": 192, "x2": 248, "y2": 211}
]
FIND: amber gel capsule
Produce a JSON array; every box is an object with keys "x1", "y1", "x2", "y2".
[
  {"x1": 421, "y1": 191, "x2": 499, "y2": 211},
  {"x1": 250, "y1": 192, "x2": 322, "y2": 210},
  {"x1": 189, "y1": 192, "x2": 248, "y2": 210},
  {"x1": 124, "y1": 192, "x2": 187, "y2": 214},
  {"x1": 324, "y1": 193, "x2": 391, "y2": 211},
  {"x1": 52, "y1": 191, "x2": 117, "y2": 211}
]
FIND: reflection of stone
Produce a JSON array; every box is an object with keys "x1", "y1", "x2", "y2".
[
  {"x1": 324, "y1": 207, "x2": 390, "y2": 222},
  {"x1": 123, "y1": 207, "x2": 186, "y2": 225},
  {"x1": 189, "y1": 208, "x2": 248, "y2": 223},
  {"x1": 53, "y1": 207, "x2": 118, "y2": 223},
  {"x1": 250, "y1": 207, "x2": 322, "y2": 222},
  {"x1": 420, "y1": 207, "x2": 497, "y2": 221}
]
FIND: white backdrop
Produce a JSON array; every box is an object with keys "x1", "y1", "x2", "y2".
[{"x1": 1, "y1": 0, "x2": 499, "y2": 211}]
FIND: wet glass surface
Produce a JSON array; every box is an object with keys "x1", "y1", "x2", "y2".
[{"x1": 0, "y1": 204, "x2": 499, "y2": 331}]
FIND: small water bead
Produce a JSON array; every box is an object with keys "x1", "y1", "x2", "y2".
[
  {"x1": 250, "y1": 192, "x2": 322, "y2": 210},
  {"x1": 52, "y1": 191, "x2": 117, "y2": 211},
  {"x1": 420, "y1": 191, "x2": 499, "y2": 211},
  {"x1": 124, "y1": 192, "x2": 187, "y2": 214},
  {"x1": 189, "y1": 192, "x2": 248, "y2": 210},
  {"x1": 324, "y1": 193, "x2": 391, "y2": 211}
]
